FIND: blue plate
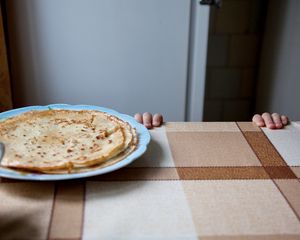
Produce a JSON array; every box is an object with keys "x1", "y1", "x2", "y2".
[{"x1": 0, "y1": 104, "x2": 150, "y2": 181}]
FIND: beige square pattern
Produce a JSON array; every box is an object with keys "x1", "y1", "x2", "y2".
[
  {"x1": 166, "y1": 122, "x2": 240, "y2": 132},
  {"x1": 83, "y1": 181, "x2": 197, "y2": 239},
  {"x1": 0, "y1": 183, "x2": 54, "y2": 239},
  {"x1": 275, "y1": 179, "x2": 300, "y2": 219},
  {"x1": 291, "y1": 167, "x2": 300, "y2": 178},
  {"x1": 182, "y1": 180, "x2": 300, "y2": 236},
  {"x1": 167, "y1": 132, "x2": 261, "y2": 167},
  {"x1": 129, "y1": 127, "x2": 175, "y2": 167}
]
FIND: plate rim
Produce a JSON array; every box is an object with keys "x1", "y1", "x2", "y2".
[{"x1": 0, "y1": 104, "x2": 151, "y2": 181}]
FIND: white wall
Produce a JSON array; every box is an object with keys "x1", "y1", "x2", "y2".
[
  {"x1": 256, "y1": 0, "x2": 300, "y2": 120},
  {"x1": 6, "y1": 0, "x2": 209, "y2": 121}
]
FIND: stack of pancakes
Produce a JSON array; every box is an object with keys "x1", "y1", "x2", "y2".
[{"x1": 0, "y1": 110, "x2": 137, "y2": 174}]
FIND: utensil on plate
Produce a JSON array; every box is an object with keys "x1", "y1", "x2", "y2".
[{"x1": 0, "y1": 142, "x2": 4, "y2": 162}]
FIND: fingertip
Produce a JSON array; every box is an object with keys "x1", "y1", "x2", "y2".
[
  {"x1": 143, "y1": 112, "x2": 153, "y2": 129},
  {"x1": 153, "y1": 113, "x2": 163, "y2": 127},
  {"x1": 256, "y1": 121, "x2": 265, "y2": 127},
  {"x1": 262, "y1": 112, "x2": 270, "y2": 118},
  {"x1": 281, "y1": 115, "x2": 289, "y2": 125},
  {"x1": 252, "y1": 114, "x2": 265, "y2": 127},
  {"x1": 252, "y1": 114, "x2": 261, "y2": 120},
  {"x1": 267, "y1": 123, "x2": 276, "y2": 129},
  {"x1": 153, "y1": 121, "x2": 160, "y2": 127},
  {"x1": 144, "y1": 122, "x2": 152, "y2": 129},
  {"x1": 134, "y1": 113, "x2": 143, "y2": 123}
]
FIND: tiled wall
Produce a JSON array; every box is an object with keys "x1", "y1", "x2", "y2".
[{"x1": 203, "y1": 0, "x2": 266, "y2": 121}]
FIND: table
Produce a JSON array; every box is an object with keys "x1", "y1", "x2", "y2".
[{"x1": 0, "y1": 122, "x2": 300, "y2": 239}]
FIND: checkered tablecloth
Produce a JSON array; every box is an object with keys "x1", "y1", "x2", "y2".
[{"x1": 1, "y1": 122, "x2": 300, "y2": 240}]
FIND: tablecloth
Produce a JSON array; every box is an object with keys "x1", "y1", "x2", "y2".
[{"x1": 0, "y1": 122, "x2": 300, "y2": 239}]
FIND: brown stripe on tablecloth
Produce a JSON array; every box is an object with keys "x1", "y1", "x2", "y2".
[
  {"x1": 177, "y1": 167, "x2": 269, "y2": 180},
  {"x1": 265, "y1": 166, "x2": 298, "y2": 179},
  {"x1": 48, "y1": 181, "x2": 85, "y2": 240},
  {"x1": 236, "y1": 122, "x2": 261, "y2": 132},
  {"x1": 88, "y1": 166, "x2": 298, "y2": 181},
  {"x1": 89, "y1": 167, "x2": 179, "y2": 181},
  {"x1": 200, "y1": 235, "x2": 300, "y2": 240},
  {"x1": 238, "y1": 124, "x2": 297, "y2": 179},
  {"x1": 89, "y1": 166, "x2": 298, "y2": 181},
  {"x1": 274, "y1": 179, "x2": 300, "y2": 221},
  {"x1": 47, "y1": 183, "x2": 58, "y2": 240},
  {"x1": 241, "y1": 131, "x2": 287, "y2": 166},
  {"x1": 238, "y1": 123, "x2": 300, "y2": 222}
]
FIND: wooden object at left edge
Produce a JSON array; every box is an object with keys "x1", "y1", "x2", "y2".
[{"x1": 0, "y1": 2, "x2": 12, "y2": 112}]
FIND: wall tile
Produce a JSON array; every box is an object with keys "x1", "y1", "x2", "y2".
[
  {"x1": 207, "y1": 35, "x2": 229, "y2": 67},
  {"x1": 209, "y1": 7, "x2": 216, "y2": 34},
  {"x1": 249, "y1": 0, "x2": 266, "y2": 33},
  {"x1": 240, "y1": 68, "x2": 256, "y2": 98},
  {"x1": 215, "y1": 0, "x2": 250, "y2": 34},
  {"x1": 223, "y1": 100, "x2": 252, "y2": 121},
  {"x1": 203, "y1": 100, "x2": 223, "y2": 121},
  {"x1": 229, "y1": 35, "x2": 259, "y2": 67},
  {"x1": 208, "y1": 68, "x2": 241, "y2": 99}
]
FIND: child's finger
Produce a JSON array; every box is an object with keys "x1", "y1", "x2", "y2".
[
  {"x1": 271, "y1": 113, "x2": 283, "y2": 129},
  {"x1": 153, "y1": 113, "x2": 163, "y2": 127},
  {"x1": 252, "y1": 114, "x2": 265, "y2": 127},
  {"x1": 262, "y1": 112, "x2": 276, "y2": 129},
  {"x1": 281, "y1": 115, "x2": 289, "y2": 125},
  {"x1": 134, "y1": 113, "x2": 143, "y2": 124},
  {"x1": 143, "y1": 112, "x2": 153, "y2": 129}
]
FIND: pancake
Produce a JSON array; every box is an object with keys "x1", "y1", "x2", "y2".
[
  {"x1": 0, "y1": 109, "x2": 138, "y2": 173},
  {"x1": 42, "y1": 118, "x2": 138, "y2": 174}
]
